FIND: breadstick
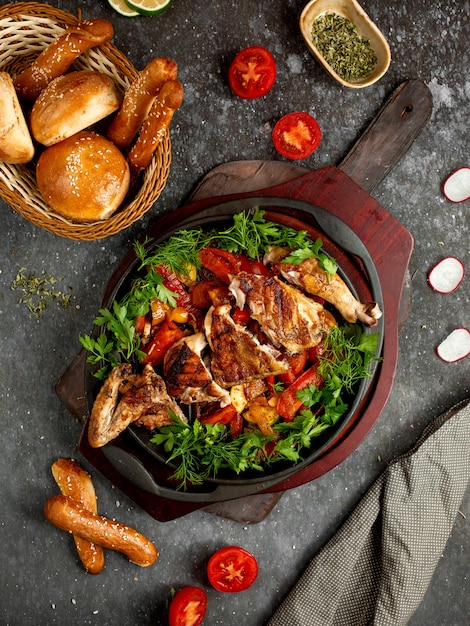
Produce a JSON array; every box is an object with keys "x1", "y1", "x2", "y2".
[
  {"x1": 51, "y1": 458, "x2": 105, "y2": 575},
  {"x1": 107, "y1": 57, "x2": 178, "y2": 149},
  {"x1": 44, "y1": 495, "x2": 159, "y2": 567},
  {"x1": 13, "y1": 19, "x2": 114, "y2": 101},
  {"x1": 128, "y1": 79, "x2": 183, "y2": 175}
]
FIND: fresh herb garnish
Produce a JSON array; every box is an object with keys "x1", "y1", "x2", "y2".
[
  {"x1": 121, "y1": 267, "x2": 178, "y2": 318},
  {"x1": 311, "y1": 12, "x2": 377, "y2": 81},
  {"x1": 79, "y1": 301, "x2": 146, "y2": 379},
  {"x1": 282, "y1": 237, "x2": 339, "y2": 279},
  {"x1": 11, "y1": 267, "x2": 71, "y2": 317},
  {"x1": 133, "y1": 208, "x2": 314, "y2": 271},
  {"x1": 150, "y1": 415, "x2": 271, "y2": 490},
  {"x1": 150, "y1": 324, "x2": 381, "y2": 489}
]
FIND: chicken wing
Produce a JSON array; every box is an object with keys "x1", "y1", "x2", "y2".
[
  {"x1": 264, "y1": 246, "x2": 382, "y2": 327},
  {"x1": 88, "y1": 363, "x2": 185, "y2": 447}
]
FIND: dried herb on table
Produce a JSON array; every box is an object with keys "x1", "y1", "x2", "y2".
[
  {"x1": 311, "y1": 12, "x2": 377, "y2": 81},
  {"x1": 11, "y1": 267, "x2": 71, "y2": 317}
]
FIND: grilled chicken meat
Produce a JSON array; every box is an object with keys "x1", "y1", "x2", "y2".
[
  {"x1": 163, "y1": 332, "x2": 231, "y2": 405},
  {"x1": 229, "y1": 271, "x2": 336, "y2": 354},
  {"x1": 88, "y1": 363, "x2": 185, "y2": 448},
  {"x1": 264, "y1": 246, "x2": 382, "y2": 327},
  {"x1": 205, "y1": 304, "x2": 288, "y2": 388}
]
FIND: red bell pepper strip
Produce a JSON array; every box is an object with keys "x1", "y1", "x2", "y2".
[
  {"x1": 229, "y1": 412, "x2": 244, "y2": 439},
  {"x1": 199, "y1": 404, "x2": 238, "y2": 425},
  {"x1": 198, "y1": 248, "x2": 240, "y2": 284},
  {"x1": 155, "y1": 264, "x2": 192, "y2": 309},
  {"x1": 277, "y1": 365, "x2": 323, "y2": 421},
  {"x1": 141, "y1": 319, "x2": 185, "y2": 366}
]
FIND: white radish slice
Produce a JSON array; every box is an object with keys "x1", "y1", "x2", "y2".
[
  {"x1": 428, "y1": 256, "x2": 465, "y2": 294},
  {"x1": 436, "y1": 328, "x2": 470, "y2": 362},
  {"x1": 442, "y1": 167, "x2": 470, "y2": 202}
]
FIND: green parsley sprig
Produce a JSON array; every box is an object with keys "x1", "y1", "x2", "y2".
[
  {"x1": 282, "y1": 238, "x2": 338, "y2": 279},
  {"x1": 79, "y1": 300, "x2": 146, "y2": 380},
  {"x1": 150, "y1": 324, "x2": 381, "y2": 489}
]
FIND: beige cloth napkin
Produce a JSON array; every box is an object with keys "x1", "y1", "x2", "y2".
[{"x1": 268, "y1": 398, "x2": 470, "y2": 626}]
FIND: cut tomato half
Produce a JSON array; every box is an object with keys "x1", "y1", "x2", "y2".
[
  {"x1": 168, "y1": 586, "x2": 207, "y2": 626},
  {"x1": 228, "y1": 46, "x2": 276, "y2": 99},
  {"x1": 207, "y1": 546, "x2": 258, "y2": 593},
  {"x1": 272, "y1": 111, "x2": 322, "y2": 160}
]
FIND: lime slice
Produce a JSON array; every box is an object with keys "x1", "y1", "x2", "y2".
[
  {"x1": 108, "y1": 0, "x2": 140, "y2": 17},
  {"x1": 126, "y1": 0, "x2": 172, "y2": 16}
]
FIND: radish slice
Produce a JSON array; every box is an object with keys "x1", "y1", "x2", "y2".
[
  {"x1": 442, "y1": 167, "x2": 470, "y2": 202},
  {"x1": 428, "y1": 257, "x2": 465, "y2": 294},
  {"x1": 436, "y1": 328, "x2": 470, "y2": 362}
]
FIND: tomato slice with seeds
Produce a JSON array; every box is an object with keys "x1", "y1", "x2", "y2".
[
  {"x1": 228, "y1": 46, "x2": 276, "y2": 99},
  {"x1": 207, "y1": 546, "x2": 258, "y2": 593},
  {"x1": 272, "y1": 111, "x2": 322, "y2": 160},
  {"x1": 168, "y1": 586, "x2": 207, "y2": 626}
]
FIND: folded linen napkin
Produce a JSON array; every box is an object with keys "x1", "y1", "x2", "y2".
[{"x1": 268, "y1": 398, "x2": 470, "y2": 626}]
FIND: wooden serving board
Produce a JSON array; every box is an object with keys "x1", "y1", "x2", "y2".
[{"x1": 57, "y1": 80, "x2": 432, "y2": 523}]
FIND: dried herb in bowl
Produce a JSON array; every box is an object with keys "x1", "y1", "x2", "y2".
[{"x1": 311, "y1": 12, "x2": 377, "y2": 82}]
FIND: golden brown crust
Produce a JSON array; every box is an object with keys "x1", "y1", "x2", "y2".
[
  {"x1": 13, "y1": 19, "x2": 114, "y2": 102},
  {"x1": 128, "y1": 79, "x2": 184, "y2": 175},
  {"x1": 51, "y1": 458, "x2": 105, "y2": 575},
  {"x1": 30, "y1": 71, "x2": 121, "y2": 146},
  {"x1": 107, "y1": 57, "x2": 178, "y2": 149},
  {"x1": 36, "y1": 131, "x2": 130, "y2": 223},
  {"x1": 44, "y1": 495, "x2": 159, "y2": 567},
  {"x1": 0, "y1": 72, "x2": 34, "y2": 164}
]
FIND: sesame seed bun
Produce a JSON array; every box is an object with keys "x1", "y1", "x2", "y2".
[
  {"x1": 36, "y1": 131, "x2": 130, "y2": 223},
  {"x1": 30, "y1": 71, "x2": 121, "y2": 147}
]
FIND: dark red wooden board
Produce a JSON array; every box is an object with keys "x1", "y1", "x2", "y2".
[{"x1": 57, "y1": 80, "x2": 432, "y2": 522}]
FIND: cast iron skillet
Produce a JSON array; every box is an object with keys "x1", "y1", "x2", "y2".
[{"x1": 84, "y1": 196, "x2": 384, "y2": 500}]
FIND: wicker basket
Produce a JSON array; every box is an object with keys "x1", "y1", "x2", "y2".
[{"x1": 0, "y1": 3, "x2": 172, "y2": 240}]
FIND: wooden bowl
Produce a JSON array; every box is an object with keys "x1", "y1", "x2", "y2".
[{"x1": 300, "y1": 0, "x2": 391, "y2": 88}]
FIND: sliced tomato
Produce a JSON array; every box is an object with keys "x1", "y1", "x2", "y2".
[
  {"x1": 238, "y1": 254, "x2": 273, "y2": 276},
  {"x1": 308, "y1": 342, "x2": 326, "y2": 363},
  {"x1": 168, "y1": 586, "x2": 207, "y2": 626},
  {"x1": 277, "y1": 364, "x2": 324, "y2": 421},
  {"x1": 207, "y1": 546, "x2": 258, "y2": 593},
  {"x1": 228, "y1": 46, "x2": 276, "y2": 99},
  {"x1": 198, "y1": 248, "x2": 240, "y2": 284},
  {"x1": 272, "y1": 111, "x2": 322, "y2": 160},
  {"x1": 278, "y1": 351, "x2": 308, "y2": 385},
  {"x1": 232, "y1": 306, "x2": 251, "y2": 324},
  {"x1": 190, "y1": 280, "x2": 221, "y2": 309},
  {"x1": 141, "y1": 318, "x2": 185, "y2": 366}
]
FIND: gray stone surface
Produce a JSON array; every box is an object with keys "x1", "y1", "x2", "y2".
[{"x1": 0, "y1": 1, "x2": 468, "y2": 625}]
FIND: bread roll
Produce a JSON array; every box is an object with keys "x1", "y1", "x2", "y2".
[
  {"x1": 30, "y1": 71, "x2": 121, "y2": 146},
  {"x1": 0, "y1": 72, "x2": 34, "y2": 164},
  {"x1": 36, "y1": 131, "x2": 130, "y2": 223},
  {"x1": 13, "y1": 18, "x2": 114, "y2": 102}
]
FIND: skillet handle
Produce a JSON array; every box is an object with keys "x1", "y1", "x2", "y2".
[{"x1": 338, "y1": 79, "x2": 433, "y2": 194}]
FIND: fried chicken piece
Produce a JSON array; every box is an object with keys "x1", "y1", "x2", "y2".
[
  {"x1": 88, "y1": 363, "x2": 133, "y2": 448},
  {"x1": 88, "y1": 364, "x2": 185, "y2": 448},
  {"x1": 229, "y1": 272, "x2": 336, "y2": 354},
  {"x1": 163, "y1": 332, "x2": 231, "y2": 405},
  {"x1": 205, "y1": 304, "x2": 288, "y2": 388},
  {"x1": 264, "y1": 246, "x2": 382, "y2": 327}
]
